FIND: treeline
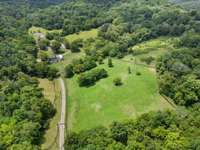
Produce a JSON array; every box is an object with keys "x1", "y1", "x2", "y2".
[
  {"x1": 29, "y1": 0, "x2": 121, "y2": 34},
  {"x1": 66, "y1": 104, "x2": 200, "y2": 149},
  {"x1": 157, "y1": 31, "x2": 200, "y2": 107},
  {"x1": 0, "y1": 74, "x2": 55, "y2": 149},
  {"x1": 0, "y1": 1, "x2": 58, "y2": 149},
  {"x1": 80, "y1": 0, "x2": 200, "y2": 59}
]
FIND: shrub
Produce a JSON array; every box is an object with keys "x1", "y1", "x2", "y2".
[
  {"x1": 140, "y1": 56, "x2": 155, "y2": 65},
  {"x1": 51, "y1": 40, "x2": 61, "y2": 53},
  {"x1": 38, "y1": 39, "x2": 50, "y2": 50},
  {"x1": 46, "y1": 32, "x2": 54, "y2": 40},
  {"x1": 70, "y1": 39, "x2": 83, "y2": 52},
  {"x1": 65, "y1": 64, "x2": 74, "y2": 78},
  {"x1": 63, "y1": 39, "x2": 70, "y2": 49},
  {"x1": 136, "y1": 72, "x2": 141, "y2": 76},
  {"x1": 113, "y1": 77, "x2": 122, "y2": 86},
  {"x1": 108, "y1": 58, "x2": 113, "y2": 67}
]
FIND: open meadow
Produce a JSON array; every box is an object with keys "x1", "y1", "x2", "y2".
[{"x1": 66, "y1": 58, "x2": 173, "y2": 131}]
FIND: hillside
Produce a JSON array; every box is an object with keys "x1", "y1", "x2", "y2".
[
  {"x1": 0, "y1": 0, "x2": 200, "y2": 149},
  {"x1": 170, "y1": 0, "x2": 200, "y2": 9}
]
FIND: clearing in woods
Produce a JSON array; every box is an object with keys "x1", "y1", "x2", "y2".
[{"x1": 66, "y1": 58, "x2": 173, "y2": 132}]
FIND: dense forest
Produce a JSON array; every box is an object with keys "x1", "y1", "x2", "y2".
[{"x1": 0, "y1": 0, "x2": 200, "y2": 149}]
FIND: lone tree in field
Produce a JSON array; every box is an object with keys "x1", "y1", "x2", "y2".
[
  {"x1": 113, "y1": 77, "x2": 122, "y2": 86},
  {"x1": 108, "y1": 58, "x2": 113, "y2": 67},
  {"x1": 65, "y1": 64, "x2": 74, "y2": 78},
  {"x1": 128, "y1": 66, "x2": 131, "y2": 74}
]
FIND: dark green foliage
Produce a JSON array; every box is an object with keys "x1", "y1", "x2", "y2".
[
  {"x1": 78, "y1": 68, "x2": 108, "y2": 87},
  {"x1": 63, "y1": 39, "x2": 70, "y2": 49},
  {"x1": 65, "y1": 64, "x2": 74, "y2": 78},
  {"x1": 38, "y1": 39, "x2": 50, "y2": 50},
  {"x1": 46, "y1": 32, "x2": 54, "y2": 40},
  {"x1": 113, "y1": 78, "x2": 123, "y2": 86},
  {"x1": 128, "y1": 66, "x2": 131, "y2": 74},
  {"x1": 157, "y1": 48, "x2": 200, "y2": 106},
  {"x1": 70, "y1": 39, "x2": 83, "y2": 53},
  {"x1": 66, "y1": 107, "x2": 200, "y2": 149},
  {"x1": 70, "y1": 57, "x2": 97, "y2": 74},
  {"x1": 136, "y1": 72, "x2": 141, "y2": 76},
  {"x1": 179, "y1": 31, "x2": 200, "y2": 48},
  {"x1": 0, "y1": 74, "x2": 55, "y2": 149},
  {"x1": 51, "y1": 40, "x2": 61, "y2": 53},
  {"x1": 108, "y1": 58, "x2": 113, "y2": 67}
]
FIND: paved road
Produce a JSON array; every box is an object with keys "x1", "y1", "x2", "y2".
[{"x1": 58, "y1": 78, "x2": 66, "y2": 150}]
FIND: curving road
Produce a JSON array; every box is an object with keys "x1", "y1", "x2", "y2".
[{"x1": 58, "y1": 78, "x2": 66, "y2": 150}]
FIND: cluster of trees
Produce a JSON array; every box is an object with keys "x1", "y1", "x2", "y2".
[
  {"x1": 0, "y1": 74, "x2": 55, "y2": 149},
  {"x1": 29, "y1": 0, "x2": 121, "y2": 34},
  {"x1": 65, "y1": 57, "x2": 97, "y2": 78},
  {"x1": 157, "y1": 32, "x2": 200, "y2": 106},
  {"x1": 0, "y1": 1, "x2": 59, "y2": 149},
  {"x1": 66, "y1": 104, "x2": 200, "y2": 149},
  {"x1": 78, "y1": 68, "x2": 108, "y2": 87},
  {"x1": 81, "y1": 0, "x2": 200, "y2": 59}
]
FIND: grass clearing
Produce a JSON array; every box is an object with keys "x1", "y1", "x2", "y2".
[
  {"x1": 29, "y1": 26, "x2": 61, "y2": 35},
  {"x1": 38, "y1": 79, "x2": 61, "y2": 150},
  {"x1": 131, "y1": 37, "x2": 177, "y2": 57},
  {"x1": 66, "y1": 58, "x2": 173, "y2": 132},
  {"x1": 65, "y1": 29, "x2": 98, "y2": 43}
]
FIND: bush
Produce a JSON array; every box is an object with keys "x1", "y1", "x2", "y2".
[
  {"x1": 51, "y1": 40, "x2": 61, "y2": 53},
  {"x1": 46, "y1": 32, "x2": 54, "y2": 40},
  {"x1": 113, "y1": 77, "x2": 122, "y2": 86},
  {"x1": 65, "y1": 64, "x2": 74, "y2": 78},
  {"x1": 78, "y1": 68, "x2": 108, "y2": 87},
  {"x1": 63, "y1": 39, "x2": 70, "y2": 49},
  {"x1": 136, "y1": 72, "x2": 141, "y2": 76},
  {"x1": 70, "y1": 39, "x2": 83, "y2": 52},
  {"x1": 140, "y1": 56, "x2": 155, "y2": 65},
  {"x1": 71, "y1": 57, "x2": 97, "y2": 74},
  {"x1": 108, "y1": 58, "x2": 113, "y2": 67},
  {"x1": 38, "y1": 39, "x2": 50, "y2": 50}
]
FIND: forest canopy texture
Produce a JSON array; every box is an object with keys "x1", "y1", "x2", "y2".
[{"x1": 0, "y1": 0, "x2": 200, "y2": 149}]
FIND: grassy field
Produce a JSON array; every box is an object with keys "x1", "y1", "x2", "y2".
[
  {"x1": 66, "y1": 58, "x2": 173, "y2": 132},
  {"x1": 38, "y1": 79, "x2": 61, "y2": 150},
  {"x1": 29, "y1": 26, "x2": 61, "y2": 35},
  {"x1": 65, "y1": 29, "x2": 98, "y2": 43},
  {"x1": 129, "y1": 37, "x2": 179, "y2": 65}
]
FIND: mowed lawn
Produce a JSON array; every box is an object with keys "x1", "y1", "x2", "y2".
[
  {"x1": 66, "y1": 59, "x2": 172, "y2": 132},
  {"x1": 38, "y1": 79, "x2": 61, "y2": 150},
  {"x1": 65, "y1": 29, "x2": 98, "y2": 43}
]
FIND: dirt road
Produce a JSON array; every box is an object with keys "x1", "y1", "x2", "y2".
[{"x1": 58, "y1": 78, "x2": 66, "y2": 150}]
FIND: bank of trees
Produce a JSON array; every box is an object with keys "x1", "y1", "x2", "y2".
[
  {"x1": 65, "y1": 57, "x2": 97, "y2": 77},
  {"x1": 78, "y1": 68, "x2": 108, "y2": 86},
  {"x1": 0, "y1": 2, "x2": 58, "y2": 149},
  {"x1": 157, "y1": 31, "x2": 200, "y2": 107},
  {"x1": 66, "y1": 105, "x2": 200, "y2": 149}
]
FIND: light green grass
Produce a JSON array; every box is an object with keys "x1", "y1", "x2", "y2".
[
  {"x1": 66, "y1": 58, "x2": 173, "y2": 132},
  {"x1": 39, "y1": 79, "x2": 61, "y2": 150},
  {"x1": 65, "y1": 29, "x2": 98, "y2": 43},
  {"x1": 132, "y1": 37, "x2": 177, "y2": 56},
  {"x1": 128, "y1": 37, "x2": 179, "y2": 65},
  {"x1": 29, "y1": 26, "x2": 61, "y2": 35}
]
